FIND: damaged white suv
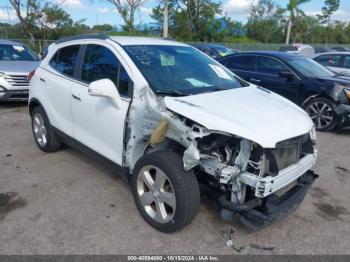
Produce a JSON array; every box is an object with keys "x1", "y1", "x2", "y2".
[{"x1": 29, "y1": 35, "x2": 318, "y2": 233}]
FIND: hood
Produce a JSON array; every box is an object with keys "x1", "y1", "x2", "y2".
[
  {"x1": 0, "y1": 61, "x2": 40, "y2": 74},
  {"x1": 316, "y1": 75, "x2": 350, "y2": 87},
  {"x1": 164, "y1": 86, "x2": 313, "y2": 148}
]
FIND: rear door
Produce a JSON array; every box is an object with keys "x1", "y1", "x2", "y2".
[
  {"x1": 220, "y1": 54, "x2": 255, "y2": 81},
  {"x1": 71, "y1": 43, "x2": 132, "y2": 165},
  {"x1": 42, "y1": 44, "x2": 81, "y2": 137},
  {"x1": 252, "y1": 55, "x2": 301, "y2": 104}
]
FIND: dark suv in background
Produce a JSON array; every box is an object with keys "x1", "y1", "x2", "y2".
[{"x1": 219, "y1": 51, "x2": 350, "y2": 131}]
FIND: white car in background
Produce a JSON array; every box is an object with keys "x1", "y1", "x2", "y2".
[
  {"x1": 0, "y1": 40, "x2": 40, "y2": 102},
  {"x1": 29, "y1": 34, "x2": 318, "y2": 232},
  {"x1": 314, "y1": 52, "x2": 350, "y2": 77}
]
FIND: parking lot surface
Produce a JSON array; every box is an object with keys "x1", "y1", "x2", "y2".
[{"x1": 0, "y1": 103, "x2": 350, "y2": 255}]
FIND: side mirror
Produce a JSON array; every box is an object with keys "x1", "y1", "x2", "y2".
[
  {"x1": 279, "y1": 70, "x2": 294, "y2": 79},
  {"x1": 88, "y1": 79, "x2": 122, "y2": 108}
]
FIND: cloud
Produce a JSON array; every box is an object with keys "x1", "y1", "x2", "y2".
[
  {"x1": 306, "y1": 9, "x2": 350, "y2": 22},
  {"x1": 97, "y1": 7, "x2": 109, "y2": 13},
  {"x1": 56, "y1": 0, "x2": 84, "y2": 8},
  {"x1": 140, "y1": 7, "x2": 152, "y2": 16},
  {"x1": 0, "y1": 8, "x2": 17, "y2": 23},
  {"x1": 222, "y1": 0, "x2": 258, "y2": 16}
]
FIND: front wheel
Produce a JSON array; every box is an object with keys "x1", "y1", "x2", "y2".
[
  {"x1": 304, "y1": 97, "x2": 337, "y2": 131},
  {"x1": 31, "y1": 106, "x2": 61, "y2": 152},
  {"x1": 131, "y1": 150, "x2": 200, "y2": 233}
]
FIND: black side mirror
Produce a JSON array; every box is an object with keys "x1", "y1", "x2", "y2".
[{"x1": 279, "y1": 70, "x2": 294, "y2": 79}]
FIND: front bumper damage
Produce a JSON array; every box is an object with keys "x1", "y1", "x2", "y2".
[
  {"x1": 335, "y1": 104, "x2": 350, "y2": 128},
  {"x1": 239, "y1": 171, "x2": 318, "y2": 230}
]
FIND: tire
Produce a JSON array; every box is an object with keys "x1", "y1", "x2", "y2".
[
  {"x1": 31, "y1": 106, "x2": 61, "y2": 152},
  {"x1": 131, "y1": 150, "x2": 200, "y2": 233},
  {"x1": 304, "y1": 97, "x2": 337, "y2": 131}
]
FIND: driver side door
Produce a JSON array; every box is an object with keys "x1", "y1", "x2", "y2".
[
  {"x1": 252, "y1": 55, "x2": 301, "y2": 104},
  {"x1": 71, "y1": 43, "x2": 133, "y2": 165}
]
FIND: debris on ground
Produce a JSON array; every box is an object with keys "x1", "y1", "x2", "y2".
[{"x1": 221, "y1": 228, "x2": 245, "y2": 253}]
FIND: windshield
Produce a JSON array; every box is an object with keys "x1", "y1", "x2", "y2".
[
  {"x1": 287, "y1": 57, "x2": 335, "y2": 78},
  {"x1": 123, "y1": 45, "x2": 244, "y2": 95},
  {"x1": 0, "y1": 44, "x2": 38, "y2": 61},
  {"x1": 212, "y1": 46, "x2": 234, "y2": 57}
]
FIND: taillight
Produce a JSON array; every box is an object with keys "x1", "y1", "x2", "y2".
[{"x1": 28, "y1": 69, "x2": 36, "y2": 81}]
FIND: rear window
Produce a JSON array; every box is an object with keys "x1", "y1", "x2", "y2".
[
  {"x1": 223, "y1": 55, "x2": 254, "y2": 71},
  {"x1": 49, "y1": 45, "x2": 80, "y2": 77}
]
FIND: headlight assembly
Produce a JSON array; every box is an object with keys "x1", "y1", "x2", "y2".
[{"x1": 310, "y1": 125, "x2": 317, "y2": 144}]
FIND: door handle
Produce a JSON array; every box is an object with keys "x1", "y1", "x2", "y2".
[
  {"x1": 40, "y1": 78, "x2": 46, "y2": 82},
  {"x1": 251, "y1": 78, "x2": 261, "y2": 83},
  {"x1": 72, "y1": 93, "x2": 81, "y2": 101}
]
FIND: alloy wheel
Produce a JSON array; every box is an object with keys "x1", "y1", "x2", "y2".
[
  {"x1": 136, "y1": 165, "x2": 176, "y2": 224},
  {"x1": 306, "y1": 101, "x2": 334, "y2": 130},
  {"x1": 33, "y1": 113, "x2": 48, "y2": 147}
]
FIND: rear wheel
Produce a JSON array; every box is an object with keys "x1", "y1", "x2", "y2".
[
  {"x1": 304, "y1": 97, "x2": 337, "y2": 131},
  {"x1": 31, "y1": 106, "x2": 61, "y2": 152},
  {"x1": 131, "y1": 150, "x2": 200, "y2": 233}
]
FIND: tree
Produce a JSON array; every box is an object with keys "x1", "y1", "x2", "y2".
[
  {"x1": 318, "y1": 0, "x2": 340, "y2": 43},
  {"x1": 246, "y1": 0, "x2": 285, "y2": 43},
  {"x1": 9, "y1": 0, "x2": 42, "y2": 44},
  {"x1": 285, "y1": 0, "x2": 310, "y2": 44},
  {"x1": 105, "y1": 0, "x2": 148, "y2": 32}
]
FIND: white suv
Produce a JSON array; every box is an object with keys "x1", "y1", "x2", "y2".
[{"x1": 29, "y1": 34, "x2": 318, "y2": 232}]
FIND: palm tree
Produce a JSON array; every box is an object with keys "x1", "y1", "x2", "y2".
[{"x1": 285, "y1": 0, "x2": 310, "y2": 44}]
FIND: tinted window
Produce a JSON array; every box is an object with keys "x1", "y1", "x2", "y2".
[
  {"x1": 50, "y1": 45, "x2": 80, "y2": 76},
  {"x1": 82, "y1": 45, "x2": 131, "y2": 97},
  {"x1": 199, "y1": 48, "x2": 217, "y2": 58},
  {"x1": 315, "y1": 54, "x2": 342, "y2": 67},
  {"x1": 225, "y1": 55, "x2": 254, "y2": 71},
  {"x1": 344, "y1": 56, "x2": 350, "y2": 69},
  {"x1": 256, "y1": 56, "x2": 289, "y2": 75}
]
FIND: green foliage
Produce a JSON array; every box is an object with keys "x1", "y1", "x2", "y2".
[
  {"x1": 246, "y1": 0, "x2": 285, "y2": 43},
  {"x1": 318, "y1": 0, "x2": 340, "y2": 24}
]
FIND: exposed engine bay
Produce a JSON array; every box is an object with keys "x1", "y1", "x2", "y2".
[{"x1": 124, "y1": 90, "x2": 318, "y2": 229}]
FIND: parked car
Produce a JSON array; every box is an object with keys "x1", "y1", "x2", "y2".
[
  {"x1": 314, "y1": 52, "x2": 350, "y2": 77},
  {"x1": 312, "y1": 46, "x2": 332, "y2": 54},
  {"x1": 219, "y1": 51, "x2": 350, "y2": 131},
  {"x1": 331, "y1": 46, "x2": 349, "y2": 52},
  {"x1": 29, "y1": 35, "x2": 317, "y2": 232},
  {"x1": 0, "y1": 40, "x2": 40, "y2": 102},
  {"x1": 192, "y1": 43, "x2": 237, "y2": 60},
  {"x1": 279, "y1": 44, "x2": 315, "y2": 58}
]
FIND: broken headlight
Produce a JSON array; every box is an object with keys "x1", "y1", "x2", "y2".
[{"x1": 310, "y1": 125, "x2": 316, "y2": 144}]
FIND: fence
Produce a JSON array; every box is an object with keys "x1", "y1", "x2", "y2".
[{"x1": 7, "y1": 39, "x2": 350, "y2": 53}]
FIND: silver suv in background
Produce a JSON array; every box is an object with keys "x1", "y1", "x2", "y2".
[{"x1": 0, "y1": 40, "x2": 40, "y2": 102}]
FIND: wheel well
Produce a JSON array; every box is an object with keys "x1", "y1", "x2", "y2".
[
  {"x1": 302, "y1": 95, "x2": 335, "y2": 109},
  {"x1": 29, "y1": 99, "x2": 42, "y2": 115}
]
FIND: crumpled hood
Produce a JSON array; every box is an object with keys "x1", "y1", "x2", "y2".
[
  {"x1": 164, "y1": 86, "x2": 314, "y2": 148},
  {"x1": 0, "y1": 61, "x2": 40, "y2": 74}
]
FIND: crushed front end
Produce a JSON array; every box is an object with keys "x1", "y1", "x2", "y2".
[{"x1": 196, "y1": 131, "x2": 318, "y2": 229}]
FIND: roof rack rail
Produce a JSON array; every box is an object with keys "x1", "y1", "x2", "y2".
[{"x1": 55, "y1": 33, "x2": 109, "y2": 44}]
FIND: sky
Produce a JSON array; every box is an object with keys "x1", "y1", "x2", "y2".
[{"x1": 0, "y1": 0, "x2": 350, "y2": 27}]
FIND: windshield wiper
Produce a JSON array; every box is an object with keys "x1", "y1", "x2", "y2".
[{"x1": 155, "y1": 90, "x2": 189, "y2": 96}]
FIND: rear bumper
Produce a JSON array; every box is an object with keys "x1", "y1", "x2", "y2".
[
  {"x1": 0, "y1": 88, "x2": 29, "y2": 102},
  {"x1": 239, "y1": 171, "x2": 318, "y2": 230}
]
